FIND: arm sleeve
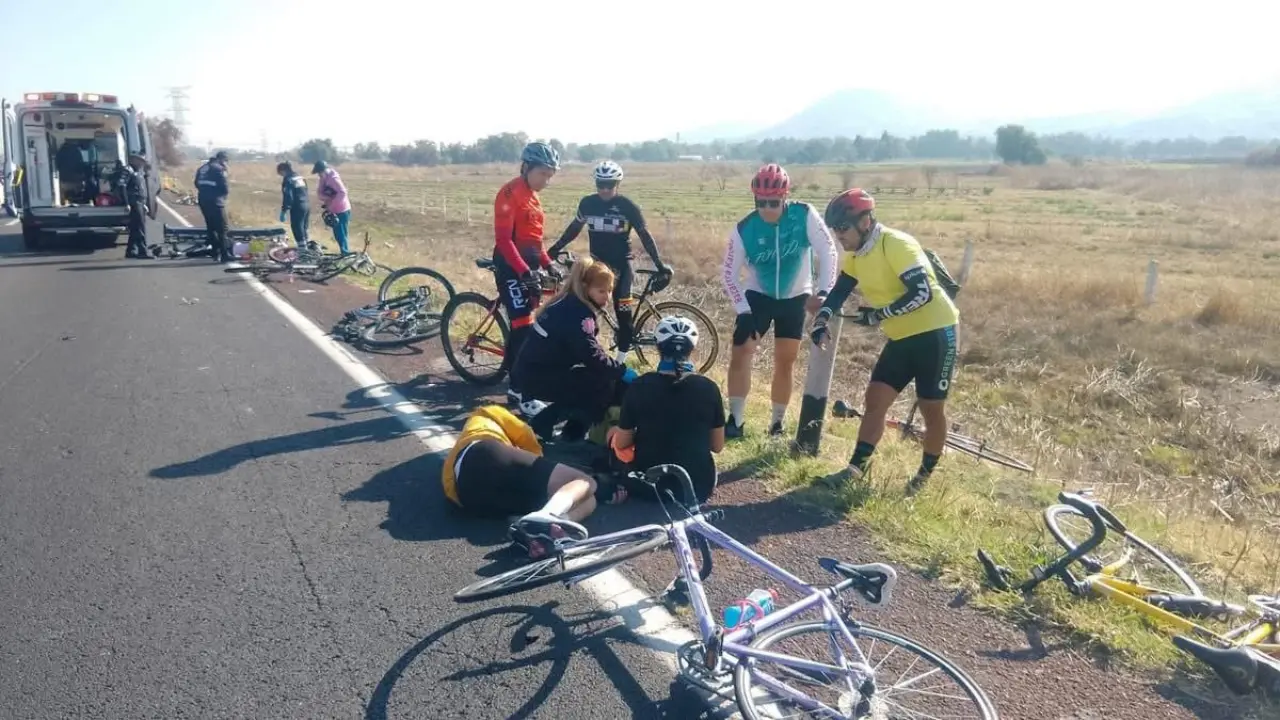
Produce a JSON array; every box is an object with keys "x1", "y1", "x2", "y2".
[
  {"x1": 618, "y1": 390, "x2": 638, "y2": 430},
  {"x1": 624, "y1": 199, "x2": 662, "y2": 265},
  {"x1": 548, "y1": 204, "x2": 585, "y2": 257},
  {"x1": 807, "y1": 204, "x2": 839, "y2": 296},
  {"x1": 876, "y1": 236, "x2": 933, "y2": 318},
  {"x1": 281, "y1": 181, "x2": 291, "y2": 211},
  {"x1": 329, "y1": 172, "x2": 347, "y2": 196},
  {"x1": 820, "y1": 272, "x2": 859, "y2": 314},
  {"x1": 567, "y1": 311, "x2": 627, "y2": 377},
  {"x1": 721, "y1": 227, "x2": 751, "y2": 315},
  {"x1": 214, "y1": 166, "x2": 229, "y2": 195},
  {"x1": 492, "y1": 188, "x2": 529, "y2": 274}
]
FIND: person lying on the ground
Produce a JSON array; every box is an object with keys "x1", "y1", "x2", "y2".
[
  {"x1": 512, "y1": 255, "x2": 638, "y2": 442},
  {"x1": 442, "y1": 404, "x2": 627, "y2": 558},
  {"x1": 609, "y1": 315, "x2": 725, "y2": 505}
]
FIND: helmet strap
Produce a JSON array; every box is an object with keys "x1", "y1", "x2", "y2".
[
  {"x1": 856, "y1": 213, "x2": 876, "y2": 246},
  {"x1": 657, "y1": 358, "x2": 694, "y2": 374}
]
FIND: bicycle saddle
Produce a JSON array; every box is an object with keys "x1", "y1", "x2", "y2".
[
  {"x1": 819, "y1": 558, "x2": 897, "y2": 608},
  {"x1": 1172, "y1": 635, "x2": 1260, "y2": 695},
  {"x1": 475, "y1": 258, "x2": 495, "y2": 270}
]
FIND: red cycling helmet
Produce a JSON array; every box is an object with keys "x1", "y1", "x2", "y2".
[
  {"x1": 751, "y1": 164, "x2": 790, "y2": 198},
  {"x1": 823, "y1": 188, "x2": 876, "y2": 230}
]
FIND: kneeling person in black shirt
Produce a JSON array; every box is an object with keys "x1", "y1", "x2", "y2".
[{"x1": 612, "y1": 316, "x2": 725, "y2": 504}]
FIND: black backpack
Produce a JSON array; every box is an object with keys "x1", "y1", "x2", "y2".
[{"x1": 923, "y1": 247, "x2": 961, "y2": 300}]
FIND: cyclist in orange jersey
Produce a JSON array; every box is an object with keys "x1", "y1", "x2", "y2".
[{"x1": 492, "y1": 141, "x2": 561, "y2": 417}]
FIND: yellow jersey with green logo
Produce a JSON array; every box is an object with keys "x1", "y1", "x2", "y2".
[
  {"x1": 838, "y1": 225, "x2": 959, "y2": 341},
  {"x1": 442, "y1": 405, "x2": 543, "y2": 506}
]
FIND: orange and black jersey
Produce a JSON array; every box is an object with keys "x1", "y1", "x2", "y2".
[{"x1": 493, "y1": 176, "x2": 551, "y2": 275}]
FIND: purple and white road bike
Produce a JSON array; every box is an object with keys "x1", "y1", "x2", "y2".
[{"x1": 455, "y1": 464, "x2": 998, "y2": 719}]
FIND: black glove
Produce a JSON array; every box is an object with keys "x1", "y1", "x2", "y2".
[
  {"x1": 519, "y1": 271, "x2": 543, "y2": 298},
  {"x1": 544, "y1": 263, "x2": 564, "y2": 281},
  {"x1": 732, "y1": 313, "x2": 760, "y2": 345},
  {"x1": 849, "y1": 306, "x2": 883, "y2": 327},
  {"x1": 810, "y1": 307, "x2": 833, "y2": 346},
  {"x1": 650, "y1": 264, "x2": 673, "y2": 292}
]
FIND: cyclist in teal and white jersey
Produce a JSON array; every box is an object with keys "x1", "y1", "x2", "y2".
[{"x1": 721, "y1": 163, "x2": 839, "y2": 438}]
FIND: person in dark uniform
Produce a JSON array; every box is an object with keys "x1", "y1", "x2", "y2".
[
  {"x1": 121, "y1": 152, "x2": 155, "y2": 260},
  {"x1": 276, "y1": 161, "x2": 310, "y2": 248},
  {"x1": 548, "y1": 160, "x2": 672, "y2": 363},
  {"x1": 194, "y1": 150, "x2": 231, "y2": 262}
]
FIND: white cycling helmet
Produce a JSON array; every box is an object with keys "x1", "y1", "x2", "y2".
[
  {"x1": 593, "y1": 160, "x2": 624, "y2": 182},
  {"x1": 655, "y1": 315, "x2": 699, "y2": 359}
]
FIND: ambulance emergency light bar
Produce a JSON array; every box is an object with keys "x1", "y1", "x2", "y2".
[{"x1": 21, "y1": 92, "x2": 120, "y2": 107}]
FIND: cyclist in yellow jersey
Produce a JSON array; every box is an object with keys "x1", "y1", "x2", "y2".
[
  {"x1": 443, "y1": 404, "x2": 627, "y2": 558},
  {"x1": 810, "y1": 188, "x2": 960, "y2": 493}
]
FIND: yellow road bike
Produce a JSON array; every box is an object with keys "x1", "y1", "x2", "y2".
[{"x1": 977, "y1": 490, "x2": 1280, "y2": 696}]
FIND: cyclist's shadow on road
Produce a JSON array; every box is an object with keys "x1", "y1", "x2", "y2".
[{"x1": 368, "y1": 600, "x2": 729, "y2": 720}]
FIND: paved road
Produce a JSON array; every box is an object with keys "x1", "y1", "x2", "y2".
[{"x1": 0, "y1": 220, "x2": 695, "y2": 719}]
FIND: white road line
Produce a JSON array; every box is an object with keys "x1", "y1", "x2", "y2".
[
  {"x1": 156, "y1": 199, "x2": 732, "y2": 711},
  {"x1": 3, "y1": 218, "x2": 17, "y2": 227}
]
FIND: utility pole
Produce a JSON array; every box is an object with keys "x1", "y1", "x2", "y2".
[{"x1": 164, "y1": 86, "x2": 191, "y2": 139}]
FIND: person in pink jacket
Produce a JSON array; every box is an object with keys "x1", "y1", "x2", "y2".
[{"x1": 312, "y1": 160, "x2": 351, "y2": 253}]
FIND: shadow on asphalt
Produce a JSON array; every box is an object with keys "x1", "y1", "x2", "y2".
[
  {"x1": 367, "y1": 601, "x2": 724, "y2": 720},
  {"x1": 0, "y1": 233, "x2": 100, "y2": 258}
]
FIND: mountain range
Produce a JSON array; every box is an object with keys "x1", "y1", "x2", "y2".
[{"x1": 675, "y1": 83, "x2": 1280, "y2": 143}]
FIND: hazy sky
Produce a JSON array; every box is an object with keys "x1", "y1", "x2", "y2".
[{"x1": 3, "y1": 0, "x2": 1277, "y2": 149}]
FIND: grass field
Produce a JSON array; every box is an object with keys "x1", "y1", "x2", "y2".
[{"x1": 187, "y1": 158, "x2": 1280, "y2": 673}]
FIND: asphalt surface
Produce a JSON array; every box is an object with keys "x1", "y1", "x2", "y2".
[{"x1": 0, "y1": 220, "x2": 695, "y2": 720}]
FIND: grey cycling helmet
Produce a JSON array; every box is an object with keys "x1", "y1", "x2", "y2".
[
  {"x1": 311, "y1": 160, "x2": 328, "y2": 174},
  {"x1": 521, "y1": 142, "x2": 560, "y2": 170},
  {"x1": 593, "y1": 160, "x2": 624, "y2": 182}
]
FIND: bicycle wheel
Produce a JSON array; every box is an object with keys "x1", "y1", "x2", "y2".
[
  {"x1": 944, "y1": 431, "x2": 1035, "y2": 473},
  {"x1": 440, "y1": 291, "x2": 510, "y2": 385},
  {"x1": 378, "y1": 266, "x2": 457, "y2": 306},
  {"x1": 733, "y1": 621, "x2": 997, "y2": 720},
  {"x1": 358, "y1": 313, "x2": 438, "y2": 348},
  {"x1": 1044, "y1": 503, "x2": 1201, "y2": 596},
  {"x1": 632, "y1": 301, "x2": 720, "y2": 374},
  {"x1": 308, "y1": 253, "x2": 358, "y2": 282},
  {"x1": 454, "y1": 527, "x2": 669, "y2": 603}
]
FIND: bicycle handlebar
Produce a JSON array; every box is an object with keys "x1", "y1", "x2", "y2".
[{"x1": 630, "y1": 464, "x2": 701, "y2": 514}]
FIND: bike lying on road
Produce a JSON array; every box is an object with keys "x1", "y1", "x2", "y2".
[
  {"x1": 977, "y1": 490, "x2": 1280, "y2": 696},
  {"x1": 333, "y1": 267, "x2": 457, "y2": 350},
  {"x1": 456, "y1": 463, "x2": 999, "y2": 719},
  {"x1": 150, "y1": 224, "x2": 288, "y2": 260},
  {"x1": 223, "y1": 232, "x2": 386, "y2": 282}
]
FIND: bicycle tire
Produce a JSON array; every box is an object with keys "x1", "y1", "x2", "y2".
[
  {"x1": 733, "y1": 621, "x2": 998, "y2": 720},
  {"x1": 357, "y1": 317, "x2": 437, "y2": 349},
  {"x1": 454, "y1": 527, "x2": 669, "y2": 603},
  {"x1": 377, "y1": 266, "x2": 457, "y2": 305},
  {"x1": 944, "y1": 431, "x2": 1035, "y2": 473},
  {"x1": 308, "y1": 254, "x2": 358, "y2": 282},
  {"x1": 1044, "y1": 503, "x2": 1201, "y2": 596},
  {"x1": 632, "y1": 301, "x2": 720, "y2": 374},
  {"x1": 440, "y1": 291, "x2": 510, "y2": 386}
]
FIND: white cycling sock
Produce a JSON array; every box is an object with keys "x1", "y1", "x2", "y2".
[
  {"x1": 541, "y1": 490, "x2": 575, "y2": 518},
  {"x1": 771, "y1": 403, "x2": 786, "y2": 426},
  {"x1": 728, "y1": 397, "x2": 746, "y2": 424}
]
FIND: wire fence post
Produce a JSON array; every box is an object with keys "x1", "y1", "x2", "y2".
[
  {"x1": 958, "y1": 239, "x2": 975, "y2": 284},
  {"x1": 419, "y1": 193, "x2": 425, "y2": 215},
  {"x1": 794, "y1": 315, "x2": 843, "y2": 456},
  {"x1": 1144, "y1": 258, "x2": 1158, "y2": 305},
  {"x1": 665, "y1": 216, "x2": 674, "y2": 242},
  {"x1": 466, "y1": 198, "x2": 471, "y2": 223},
  {"x1": 442, "y1": 195, "x2": 447, "y2": 217}
]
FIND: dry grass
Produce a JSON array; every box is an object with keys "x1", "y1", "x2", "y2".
[{"x1": 171, "y1": 158, "x2": 1280, "y2": 671}]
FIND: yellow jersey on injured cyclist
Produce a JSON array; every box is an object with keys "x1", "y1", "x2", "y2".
[
  {"x1": 442, "y1": 404, "x2": 542, "y2": 506},
  {"x1": 836, "y1": 224, "x2": 958, "y2": 341}
]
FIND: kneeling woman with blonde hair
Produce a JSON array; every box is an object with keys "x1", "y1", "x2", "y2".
[{"x1": 512, "y1": 256, "x2": 638, "y2": 441}]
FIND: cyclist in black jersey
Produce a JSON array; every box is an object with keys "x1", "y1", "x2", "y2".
[{"x1": 548, "y1": 160, "x2": 672, "y2": 363}]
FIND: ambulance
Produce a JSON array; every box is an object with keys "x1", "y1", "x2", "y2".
[{"x1": 2, "y1": 92, "x2": 158, "y2": 249}]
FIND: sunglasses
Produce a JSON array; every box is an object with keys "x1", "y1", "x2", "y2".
[
  {"x1": 754, "y1": 198, "x2": 782, "y2": 209},
  {"x1": 596, "y1": 181, "x2": 619, "y2": 190}
]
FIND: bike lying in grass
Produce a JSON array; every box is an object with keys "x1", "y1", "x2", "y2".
[
  {"x1": 832, "y1": 399, "x2": 1034, "y2": 473},
  {"x1": 333, "y1": 267, "x2": 457, "y2": 350},
  {"x1": 977, "y1": 490, "x2": 1280, "y2": 696},
  {"x1": 439, "y1": 252, "x2": 719, "y2": 386},
  {"x1": 456, "y1": 463, "x2": 999, "y2": 719},
  {"x1": 223, "y1": 232, "x2": 385, "y2": 282}
]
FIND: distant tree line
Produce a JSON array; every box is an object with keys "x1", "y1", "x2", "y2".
[{"x1": 268, "y1": 127, "x2": 1280, "y2": 169}]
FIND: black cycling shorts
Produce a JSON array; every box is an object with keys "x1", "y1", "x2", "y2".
[
  {"x1": 870, "y1": 325, "x2": 958, "y2": 400},
  {"x1": 738, "y1": 290, "x2": 809, "y2": 344},
  {"x1": 454, "y1": 439, "x2": 556, "y2": 518}
]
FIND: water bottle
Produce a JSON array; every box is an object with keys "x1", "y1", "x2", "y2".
[{"x1": 723, "y1": 588, "x2": 778, "y2": 629}]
